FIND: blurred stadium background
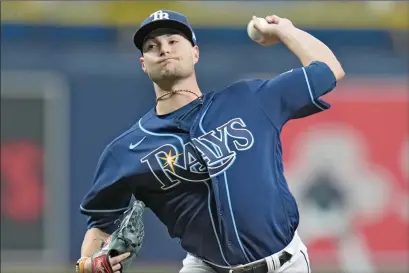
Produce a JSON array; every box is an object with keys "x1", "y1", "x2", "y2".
[{"x1": 1, "y1": 1, "x2": 408, "y2": 273}]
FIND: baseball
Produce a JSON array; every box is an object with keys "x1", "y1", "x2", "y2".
[{"x1": 247, "y1": 17, "x2": 269, "y2": 43}]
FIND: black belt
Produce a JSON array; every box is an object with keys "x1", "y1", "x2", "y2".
[{"x1": 205, "y1": 251, "x2": 293, "y2": 273}]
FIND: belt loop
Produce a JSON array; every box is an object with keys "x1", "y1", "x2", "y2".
[
  {"x1": 273, "y1": 254, "x2": 281, "y2": 271},
  {"x1": 264, "y1": 256, "x2": 277, "y2": 272}
]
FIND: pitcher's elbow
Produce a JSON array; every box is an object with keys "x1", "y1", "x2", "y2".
[{"x1": 334, "y1": 62, "x2": 345, "y2": 81}]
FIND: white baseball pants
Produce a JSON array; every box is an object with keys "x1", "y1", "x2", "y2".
[{"x1": 180, "y1": 232, "x2": 311, "y2": 273}]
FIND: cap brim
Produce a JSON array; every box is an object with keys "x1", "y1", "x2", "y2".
[{"x1": 133, "y1": 20, "x2": 194, "y2": 51}]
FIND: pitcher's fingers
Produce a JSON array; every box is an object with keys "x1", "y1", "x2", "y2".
[
  {"x1": 266, "y1": 15, "x2": 280, "y2": 24},
  {"x1": 111, "y1": 262, "x2": 122, "y2": 272},
  {"x1": 252, "y1": 16, "x2": 262, "y2": 31},
  {"x1": 110, "y1": 252, "x2": 131, "y2": 265}
]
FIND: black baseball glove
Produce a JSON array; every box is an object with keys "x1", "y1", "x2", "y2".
[{"x1": 90, "y1": 200, "x2": 145, "y2": 273}]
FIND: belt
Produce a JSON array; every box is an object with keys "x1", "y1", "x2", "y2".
[{"x1": 205, "y1": 251, "x2": 293, "y2": 273}]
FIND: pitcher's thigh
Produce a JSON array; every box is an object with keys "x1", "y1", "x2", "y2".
[{"x1": 179, "y1": 253, "x2": 217, "y2": 273}]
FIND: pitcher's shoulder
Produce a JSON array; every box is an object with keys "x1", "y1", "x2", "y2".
[
  {"x1": 213, "y1": 79, "x2": 261, "y2": 100},
  {"x1": 106, "y1": 120, "x2": 147, "y2": 155}
]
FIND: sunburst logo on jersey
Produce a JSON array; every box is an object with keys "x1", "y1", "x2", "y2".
[{"x1": 159, "y1": 150, "x2": 183, "y2": 174}]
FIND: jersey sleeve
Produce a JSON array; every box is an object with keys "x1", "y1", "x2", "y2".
[
  {"x1": 80, "y1": 146, "x2": 132, "y2": 234},
  {"x1": 247, "y1": 61, "x2": 337, "y2": 128}
]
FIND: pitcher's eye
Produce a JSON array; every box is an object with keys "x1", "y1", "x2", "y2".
[{"x1": 143, "y1": 44, "x2": 156, "y2": 52}]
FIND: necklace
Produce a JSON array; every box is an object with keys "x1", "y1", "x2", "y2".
[{"x1": 156, "y1": 89, "x2": 203, "y2": 105}]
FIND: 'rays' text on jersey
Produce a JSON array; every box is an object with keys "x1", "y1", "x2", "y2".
[{"x1": 141, "y1": 118, "x2": 255, "y2": 190}]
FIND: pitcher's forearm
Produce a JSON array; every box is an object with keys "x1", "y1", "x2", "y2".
[
  {"x1": 81, "y1": 227, "x2": 109, "y2": 257},
  {"x1": 278, "y1": 27, "x2": 345, "y2": 80}
]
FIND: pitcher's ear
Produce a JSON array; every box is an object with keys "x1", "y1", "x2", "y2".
[
  {"x1": 193, "y1": 45, "x2": 199, "y2": 64},
  {"x1": 140, "y1": 57, "x2": 147, "y2": 73}
]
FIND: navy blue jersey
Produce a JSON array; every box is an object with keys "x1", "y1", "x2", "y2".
[{"x1": 80, "y1": 61, "x2": 337, "y2": 266}]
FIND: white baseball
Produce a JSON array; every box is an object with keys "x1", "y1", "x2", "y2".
[{"x1": 247, "y1": 17, "x2": 268, "y2": 43}]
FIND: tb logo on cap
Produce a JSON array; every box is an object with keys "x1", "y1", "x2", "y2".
[{"x1": 150, "y1": 10, "x2": 169, "y2": 21}]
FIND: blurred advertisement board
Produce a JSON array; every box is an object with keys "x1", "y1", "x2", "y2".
[{"x1": 0, "y1": 71, "x2": 69, "y2": 264}]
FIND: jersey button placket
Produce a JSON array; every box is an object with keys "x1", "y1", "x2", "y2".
[
  {"x1": 190, "y1": 122, "x2": 229, "y2": 251},
  {"x1": 212, "y1": 178, "x2": 223, "y2": 217}
]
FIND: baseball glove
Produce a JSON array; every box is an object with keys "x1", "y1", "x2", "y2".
[{"x1": 91, "y1": 200, "x2": 145, "y2": 273}]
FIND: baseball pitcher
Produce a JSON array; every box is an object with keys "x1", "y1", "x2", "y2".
[{"x1": 77, "y1": 10, "x2": 345, "y2": 273}]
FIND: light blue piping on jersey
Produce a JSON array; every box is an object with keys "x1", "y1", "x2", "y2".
[
  {"x1": 204, "y1": 182, "x2": 231, "y2": 266},
  {"x1": 198, "y1": 103, "x2": 230, "y2": 266},
  {"x1": 302, "y1": 67, "x2": 326, "y2": 111},
  {"x1": 138, "y1": 116, "x2": 230, "y2": 266},
  {"x1": 199, "y1": 105, "x2": 251, "y2": 264},
  {"x1": 138, "y1": 118, "x2": 184, "y2": 153}
]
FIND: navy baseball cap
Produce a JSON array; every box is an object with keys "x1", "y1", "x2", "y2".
[{"x1": 133, "y1": 10, "x2": 197, "y2": 51}]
